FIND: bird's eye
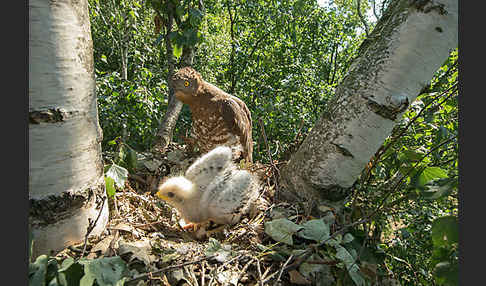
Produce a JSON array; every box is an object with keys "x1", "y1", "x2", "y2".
[
  {"x1": 167, "y1": 192, "x2": 175, "y2": 198},
  {"x1": 184, "y1": 81, "x2": 190, "y2": 87}
]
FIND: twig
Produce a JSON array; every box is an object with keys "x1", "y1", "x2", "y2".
[
  {"x1": 236, "y1": 258, "x2": 253, "y2": 282},
  {"x1": 262, "y1": 265, "x2": 273, "y2": 281},
  {"x1": 256, "y1": 258, "x2": 263, "y2": 286},
  {"x1": 129, "y1": 173, "x2": 147, "y2": 185},
  {"x1": 371, "y1": 0, "x2": 379, "y2": 20},
  {"x1": 108, "y1": 229, "x2": 120, "y2": 256},
  {"x1": 356, "y1": 0, "x2": 369, "y2": 37},
  {"x1": 131, "y1": 221, "x2": 163, "y2": 229},
  {"x1": 113, "y1": 192, "x2": 119, "y2": 217},
  {"x1": 201, "y1": 260, "x2": 206, "y2": 286},
  {"x1": 362, "y1": 83, "x2": 457, "y2": 186},
  {"x1": 274, "y1": 254, "x2": 293, "y2": 285},
  {"x1": 292, "y1": 119, "x2": 306, "y2": 142},
  {"x1": 207, "y1": 254, "x2": 245, "y2": 285},
  {"x1": 80, "y1": 196, "x2": 106, "y2": 257},
  {"x1": 258, "y1": 118, "x2": 280, "y2": 195},
  {"x1": 125, "y1": 255, "x2": 216, "y2": 285},
  {"x1": 371, "y1": 136, "x2": 456, "y2": 217}
]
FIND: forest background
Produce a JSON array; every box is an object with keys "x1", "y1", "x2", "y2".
[
  {"x1": 92, "y1": 0, "x2": 458, "y2": 284},
  {"x1": 29, "y1": 0, "x2": 459, "y2": 285}
]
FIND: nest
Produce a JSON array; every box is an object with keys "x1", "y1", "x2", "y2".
[{"x1": 55, "y1": 143, "x2": 311, "y2": 286}]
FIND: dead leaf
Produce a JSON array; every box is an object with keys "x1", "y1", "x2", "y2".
[
  {"x1": 87, "y1": 235, "x2": 115, "y2": 258},
  {"x1": 108, "y1": 223, "x2": 142, "y2": 238},
  {"x1": 143, "y1": 159, "x2": 162, "y2": 172},
  {"x1": 108, "y1": 223, "x2": 133, "y2": 232},
  {"x1": 216, "y1": 270, "x2": 239, "y2": 286},
  {"x1": 118, "y1": 239, "x2": 156, "y2": 266},
  {"x1": 166, "y1": 150, "x2": 184, "y2": 163},
  {"x1": 318, "y1": 205, "x2": 332, "y2": 213},
  {"x1": 289, "y1": 270, "x2": 311, "y2": 285},
  {"x1": 360, "y1": 261, "x2": 378, "y2": 280}
]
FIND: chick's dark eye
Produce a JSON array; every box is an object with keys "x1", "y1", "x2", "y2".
[
  {"x1": 184, "y1": 81, "x2": 190, "y2": 87},
  {"x1": 167, "y1": 192, "x2": 175, "y2": 198}
]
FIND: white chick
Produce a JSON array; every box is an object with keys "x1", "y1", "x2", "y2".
[{"x1": 156, "y1": 146, "x2": 259, "y2": 230}]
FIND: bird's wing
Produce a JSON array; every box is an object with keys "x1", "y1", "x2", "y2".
[
  {"x1": 185, "y1": 146, "x2": 233, "y2": 192},
  {"x1": 219, "y1": 96, "x2": 253, "y2": 162},
  {"x1": 205, "y1": 169, "x2": 255, "y2": 223}
]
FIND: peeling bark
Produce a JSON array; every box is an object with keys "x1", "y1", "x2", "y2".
[
  {"x1": 29, "y1": 0, "x2": 107, "y2": 257},
  {"x1": 280, "y1": 0, "x2": 457, "y2": 208}
]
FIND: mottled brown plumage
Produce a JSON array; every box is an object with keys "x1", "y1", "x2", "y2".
[{"x1": 170, "y1": 67, "x2": 253, "y2": 162}]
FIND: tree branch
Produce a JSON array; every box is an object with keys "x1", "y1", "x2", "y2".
[
  {"x1": 152, "y1": 2, "x2": 183, "y2": 152},
  {"x1": 125, "y1": 255, "x2": 216, "y2": 285},
  {"x1": 357, "y1": 0, "x2": 370, "y2": 37},
  {"x1": 226, "y1": 1, "x2": 237, "y2": 94},
  {"x1": 80, "y1": 196, "x2": 106, "y2": 257},
  {"x1": 362, "y1": 83, "x2": 458, "y2": 186}
]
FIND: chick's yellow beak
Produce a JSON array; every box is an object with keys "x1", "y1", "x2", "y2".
[{"x1": 155, "y1": 190, "x2": 169, "y2": 201}]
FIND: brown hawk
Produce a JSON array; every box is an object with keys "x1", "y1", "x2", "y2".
[{"x1": 170, "y1": 66, "x2": 253, "y2": 163}]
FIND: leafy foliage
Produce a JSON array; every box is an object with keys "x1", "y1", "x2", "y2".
[
  {"x1": 103, "y1": 139, "x2": 134, "y2": 198},
  {"x1": 29, "y1": 255, "x2": 128, "y2": 286},
  {"x1": 88, "y1": 1, "x2": 458, "y2": 285},
  {"x1": 91, "y1": 0, "x2": 366, "y2": 160},
  {"x1": 351, "y1": 49, "x2": 458, "y2": 285},
  {"x1": 263, "y1": 216, "x2": 383, "y2": 285}
]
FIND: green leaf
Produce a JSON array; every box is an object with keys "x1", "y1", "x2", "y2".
[
  {"x1": 205, "y1": 238, "x2": 233, "y2": 263},
  {"x1": 297, "y1": 219, "x2": 330, "y2": 243},
  {"x1": 29, "y1": 227, "x2": 34, "y2": 262},
  {"x1": 29, "y1": 255, "x2": 48, "y2": 286},
  {"x1": 264, "y1": 218, "x2": 303, "y2": 245},
  {"x1": 46, "y1": 259, "x2": 59, "y2": 285},
  {"x1": 434, "y1": 261, "x2": 458, "y2": 286},
  {"x1": 101, "y1": 54, "x2": 108, "y2": 64},
  {"x1": 421, "y1": 178, "x2": 456, "y2": 200},
  {"x1": 417, "y1": 167, "x2": 448, "y2": 188},
  {"x1": 57, "y1": 258, "x2": 85, "y2": 286},
  {"x1": 104, "y1": 176, "x2": 116, "y2": 198},
  {"x1": 175, "y1": 5, "x2": 184, "y2": 18},
  {"x1": 342, "y1": 233, "x2": 355, "y2": 244},
  {"x1": 79, "y1": 257, "x2": 128, "y2": 286},
  {"x1": 299, "y1": 254, "x2": 327, "y2": 279},
  {"x1": 431, "y1": 216, "x2": 458, "y2": 248},
  {"x1": 401, "y1": 149, "x2": 424, "y2": 162},
  {"x1": 256, "y1": 244, "x2": 286, "y2": 262},
  {"x1": 335, "y1": 245, "x2": 365, "y2": 286},
  {"x1": 189, "y1": 8, "x2": 204, "y2": 20},
  {"x1": 117, "y1": 144, "x2": 137, "y2": 172},
  {"x1": 105, "y1": 164, "x2": 128, "y2": 189},
  {"x1": 172, "y1": 43, "x2": 183, "y2": 59},
  {"x1": 204, "y1": 237, "x2": 222, "y2": 257},
  {"x1": 188, "y1": 8, "x2": 203, "y2": 27},
  {"x1": 183, "y1": 29, "x2": 199, "y2": 46}
]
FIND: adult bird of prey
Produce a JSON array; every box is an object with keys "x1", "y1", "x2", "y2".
[{"x1": 170, "y1": 66, "x2": 253, "y2": 163}]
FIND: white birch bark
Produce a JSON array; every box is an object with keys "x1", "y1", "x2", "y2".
[
  {"x1": 281, "y1": 0, "x2": 458, "y2": 205},
  {"x1": 29, "y1": 0, "x2": 108, "y2": 258}
]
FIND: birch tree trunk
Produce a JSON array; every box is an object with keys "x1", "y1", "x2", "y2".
[
  {"x1": 280, "y1": 0, "x2": 458, "y2": 209},
  {"x1": 29, "y1": 0, "x2": 108, "y2": 258}
]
